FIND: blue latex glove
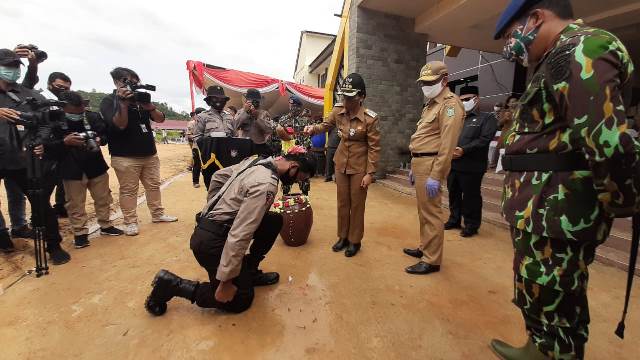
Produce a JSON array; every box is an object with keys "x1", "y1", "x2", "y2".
[{"x1": 426, "y1": 178, "x2": 440, "y2": 198}]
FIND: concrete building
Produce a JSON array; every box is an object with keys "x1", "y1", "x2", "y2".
[
  {"x1": 324, "y1": 0, "x2": 640, "y2": 175},
  {"x1": 293, "y1": 31, "x2": 336, "y2": 87}
]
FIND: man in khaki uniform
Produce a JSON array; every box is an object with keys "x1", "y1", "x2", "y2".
[
  {"x1": 145, "y1": 153, "x2": 317, "y2": 315},
  {"x1": 193, "y1": 86, "x2": 235, "y2": 140},
  {"x1": 305, "y1": 73, "x2": 381, "y2": 257},
  {"x1": 234, "y1": 88, "x2": 274, "y2": 157},
  {"x1": 403, "y1": 61, "x2": 464, "y2": 275}
]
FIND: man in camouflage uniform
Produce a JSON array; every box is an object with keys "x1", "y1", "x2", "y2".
[
  {"x1": 492, "y1": 1, "x2": 638, "y2": 359},
  {"x1": 276, "y1": 95, "x2": 312, "y2": 195}
]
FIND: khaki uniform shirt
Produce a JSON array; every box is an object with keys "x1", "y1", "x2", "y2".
[
  {"x1": 204, "y1": 156, "x2": 279, "y2": 281},
  {"x1": 409, "y1": 88, "x2": 464, "y2": 181},
  {"x1": 233, "y1": 108, "x2": 274, "y2": 144},
  {"x1": 193, "y1": 109, "x2": 234, "y2": 145},
  {"x1": 312, "y1": 104, "x2": 381, "y2": 174},
  {"x1": 186, "y1": 119, "x2": 196, "y2": 142}
]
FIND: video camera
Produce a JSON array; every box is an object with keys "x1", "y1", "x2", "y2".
[
  {"x1": 250, "y1": 99, "x2": 260, "y2": 109},
  {"x1": 15, "y1": 98, "x2": 66, "y2": 130},
  {"x1": 123, "y1": 78, "x2": 156, "y2": 104}
]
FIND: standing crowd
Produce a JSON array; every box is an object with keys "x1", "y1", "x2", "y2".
[{"x1": 0, "y1": 48, "x2": 177, "y2": 263}]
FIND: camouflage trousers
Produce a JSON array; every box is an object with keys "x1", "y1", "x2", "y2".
[
  {"x1": 512, "y1": 228, "x2": 592, "y2": 360},
  {"x1": 282, "y1": 180, "x2": 310, "y2": 196}
]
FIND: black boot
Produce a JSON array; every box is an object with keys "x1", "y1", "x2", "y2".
[
  {"x1": 345, "y1": 243, "x2": 361, "y2": 257},
  {"x1": 245, "y1": 255, "x2": 279, "y2": 287},
  {"x1": 48, "y1": 246, "x2": 70, "y2": 265},
  {"x1": 145, "y1": 269, "x2": 199, "y2": 316},
  {"x1": 0, "y1": 230, "x2": 15, "y2": 253},
  {"x1": 332, "y1": 238, "x2": 349, "y2": 252}
]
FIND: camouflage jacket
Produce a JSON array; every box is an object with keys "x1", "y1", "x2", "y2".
[
  {"x1": 277, "y1": 112, "x2": 313, "y2": 149},
  {"x1": 502, "y1": 20, "x2": 638, "y2": 244}
]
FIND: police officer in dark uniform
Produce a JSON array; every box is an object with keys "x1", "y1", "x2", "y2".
[{"x1": 445, "y1": 86, "x2": 497, "y2": 237}]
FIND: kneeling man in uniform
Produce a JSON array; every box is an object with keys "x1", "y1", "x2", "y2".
[{"x1": 145, "y1": 153, "x2": 316, "y2": 315}]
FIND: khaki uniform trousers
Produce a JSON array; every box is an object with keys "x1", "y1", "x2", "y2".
[
  {"x1": 412, "y1": 157, "x2": 445, "y2": 266},
  {"x1": 111, "y1": 155, "x2": 165, "y2": 224},
  {"x1": 335, "y1": 172, "x2": 368, "y2": 244},
  {"x1": 63, "y1": 173, "x2": 113, "y2": 236}
]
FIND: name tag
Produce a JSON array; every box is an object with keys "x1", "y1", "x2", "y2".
[
  {"x1": 140, "y1": 124, "x2": 148, "y2": 133},
  {"x1": 16, "y1": 125, "x2": 25, "y2": 131}
]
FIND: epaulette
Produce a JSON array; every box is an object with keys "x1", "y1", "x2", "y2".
[{"x1": 365, "y1": 109, "x2": 377, "y2": 118}]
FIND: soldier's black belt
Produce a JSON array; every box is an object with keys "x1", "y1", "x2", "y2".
[
  {"x1": 411, "y1": 152, "x2": 438, "y2": 158},
  {"x1": 502, "y1": 152, "x2": 589, "y2": 172}
]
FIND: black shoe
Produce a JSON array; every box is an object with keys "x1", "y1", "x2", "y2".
[
  {"x1": 403, "y1": 248, "x2": 423, "y2": 258},
  {"x1": 11, "y1": 225, "x2": 34, "y2": 239},
  {"x1": 405, "y1": 261, "x2": 440, "y2": 275},
  {"x1": 444, "y1": 221, "x2": 461, "y2": 230},
  {"x1": 332, "y1": 238, "x2": 349, "y2": 252},
  {"x1": 74, "y1": 234, "x2": 91, "y2": 249},
  {"x1": 253, "y1": 270, "x2": 280, "y2": 286},
  {"x1": 48, "y1": 247, "x2": 71, "y2": 265},
  {"x1": 145, "y1": 269, "x2": 199, "y2": 316},
  {"x1": 345, "y1": 243, "x2": 361, "y2": 257},
  {"x1": 100, "y1": 226, "x2": 124, "y2": 236},
  {"x1": 54, "y1": 205, "x2": 68, "y2": 218},
  {"x1": 460, "y1": 228, "x2": 478, "y2": 238},
  {"x1": 0, "y1": 231, "x2": 15, "y2": 253}
]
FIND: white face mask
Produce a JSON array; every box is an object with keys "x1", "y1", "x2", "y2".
[
  {"x1": 421, "y1": 82, "x2": 444, "y2": 99},
  {"x1": 462, "y1": 97, "x2": 477, "y2": 112}
]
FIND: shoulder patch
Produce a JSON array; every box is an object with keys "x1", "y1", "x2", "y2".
[
  {"x1": 446, "y1": 107, "x2": 456, "y2": 118},
  {"x1": 265, "y1": 191, "x2": 275, "y2": 206},
  {"x1": 365, "y1": 109, "x2": 378, "y2": 118}
]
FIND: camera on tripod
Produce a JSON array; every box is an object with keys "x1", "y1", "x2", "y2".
[
  {"x1": 122, "y1": 78, "x2": 156, "y2": 104},
  {"x1": 77, "y1": 131, "x2": 100, "y2": 152},
  {"x1": 14, "y1": 98, "x2": 66, "y2": 130}
]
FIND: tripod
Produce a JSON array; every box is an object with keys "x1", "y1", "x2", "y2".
[{"x1": 25, "y1": 144, "x2": 49, "y2": 277}]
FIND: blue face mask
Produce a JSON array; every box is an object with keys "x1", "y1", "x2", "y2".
[
  {"x1": 65, "y1": 113, "x2": 85, "y2": 122},
  {"x1": 0, "y1": 66, "x2": 21, "y2": 83}
]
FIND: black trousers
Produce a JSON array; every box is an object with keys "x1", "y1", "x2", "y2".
[
  {"x1": 189, "y1": 212, "x2": 283, "y2": 313},
  {"x1": 192, "y1": 148, "x2": 202, "y2": 185},
  {"x1": 0, "y1": 168, "x2": 62, "y2": 248},
  {"x1": 325, "y1": 147, "x2": 337, "y2": 180},
  {"x1": 447, "y1": 170, "x2": 484, "y2": 231}
]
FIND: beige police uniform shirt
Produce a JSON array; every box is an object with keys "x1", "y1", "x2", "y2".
[
  {"x1": 312, "y1": 104, "x2": 381, "y2": 174},
  {"x1": 409, "y1": 87, "x2": 464, "y2": 181},
  {"x1": 233, "y1": 108, "x2": 274, "y2": 144},
  {"x1": 204, "y1": 156, "x2": 279, "y2": 281},
  {"x1": 193, "y1": 109, "x2": 235, "y2": 144}
]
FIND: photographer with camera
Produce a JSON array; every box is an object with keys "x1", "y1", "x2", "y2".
[
  {"x1": 233, "y1": 88, "x2": 274, "y2": 157},
  {"x1": 46, "y1": 91, "x2": 124, "y2": 248},
  {"x1": 42, "y1": 72, "x2": 73, "y2": 218},
  {"x1": 0, "y1": 48, "x2": 70, "y2": 264},
  {"x1": 100, "y1": 67, "x2": 177, "y2": 237}
]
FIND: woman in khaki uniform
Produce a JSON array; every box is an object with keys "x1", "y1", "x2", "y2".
[{"x1": 304, "y1": 73, "x2": 381, "y2": 257}]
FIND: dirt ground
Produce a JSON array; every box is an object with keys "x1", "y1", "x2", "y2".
[
  {"x1": 1, "y1": 146, "x2": 639, "y2": 359},
  {"x1": 0, "y1": 144, "x2": 192, "y2": 282}
]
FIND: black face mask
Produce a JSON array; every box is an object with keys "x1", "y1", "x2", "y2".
[
  {"x1": 279, "y1": 167, "x2": 299, "y2": 186},
  {"x1": 49, "y1": 86, "x2": 67, "y2": 98},
  {"x1": 206, "y1": 98, "x2": 226, "y2": 111}
]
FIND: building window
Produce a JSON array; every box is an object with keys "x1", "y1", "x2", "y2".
[{"x1": 320, "y1": 68, "x2": 328, "y2": 88}]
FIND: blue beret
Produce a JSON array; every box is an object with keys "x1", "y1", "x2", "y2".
[
  {"x1": 289, "y1": 95, "x2": 302, "y2": 106},
  {"x1": 494, "y1": 0, "x2": 541, "y2": 40}
]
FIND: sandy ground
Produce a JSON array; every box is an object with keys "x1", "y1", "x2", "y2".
[
  {"x1": 0, "y1": 144, "x2": 192, "y2": 281},
  {"x1": 0, "y1": 148, "x2": 639, "y2": 359}
]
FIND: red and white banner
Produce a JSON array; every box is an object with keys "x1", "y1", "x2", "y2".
[{"x1": 186, "y1": 60, "x2": 324, "y2": 116}]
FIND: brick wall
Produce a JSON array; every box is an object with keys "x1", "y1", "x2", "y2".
[{"x1": 348, "y1": 3, "x2": 428, "y2": 175}]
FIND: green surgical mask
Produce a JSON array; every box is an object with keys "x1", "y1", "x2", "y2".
[{"x1": 0, "y1": 65, "x2": 21, "y2": 83}]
